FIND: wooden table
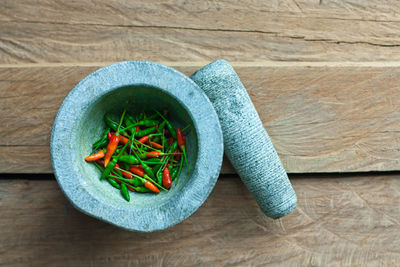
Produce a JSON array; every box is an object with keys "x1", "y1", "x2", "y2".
[{"x1": 1, "y1": 1, "x2": 400, "y2": 265}]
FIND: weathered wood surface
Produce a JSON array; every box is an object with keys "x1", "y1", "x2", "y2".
[
  {"x1": 1, "y1": 174, "x2": 399, "y2": 266},
  {"x1": 1, "y1": 64, "x2": 400, "y2": 173},
  {"x1": 2, "y1": 1, "x2": 400, "y2": 63}
]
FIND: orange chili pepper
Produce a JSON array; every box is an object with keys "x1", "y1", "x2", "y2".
[
  {"x1": 104, "y1": 135, "x2": 119, "y2": 167},
  {"x1": 149, "y1": 141, "x2": 163, "y2": 149},
  {"x1": 85, "y1": 150, "x2": 105, "y2": 161},
  {"x1": 129, "y1": 166, "x2": 145, "y2": 177},
  {"x1": 146, "y1": 151, "x2": 161, "y2": 158},
  {"x1": 138, "y1": 136, "x2": 149, "y2": 143},
  {"x1": 144, "y1": 180, "x2": 160, "y2": 193}
]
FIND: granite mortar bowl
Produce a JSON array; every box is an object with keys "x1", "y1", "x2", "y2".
[{"x1": 50, "y1": 61, "x2": 223, "y2": 232}]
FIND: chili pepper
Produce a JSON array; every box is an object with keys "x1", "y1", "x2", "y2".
[
  {"x1": 102, "y1": 131, "x2": 131, "y2": 179},
  {"x1": 124, "y1": 114, "x2": 136, "y2": 127},
  {"x1": 134, "y1": 186, "x2": 152, "y2": 193},
  {"x1": 85, "y1": 150, "x2": 105, "y2": 161},
  {"x1": 149, "y1": 141, "x2": 163, "y2": 149},
  {"x1": 104, "y1": 135, "x2": 119, "y2": 167},
  {"x1": 115, "y1": 163, "x2": 132, "y2": 178},
  {"x1": 177, "y1": 128, "x2": 184, "y2": 147},
  {"x1": 129, "y1": 166, "x2": 144, "y2": 177},
  {"x1": 156, "y1": 169, "x2": 163, "y2": 185},
  {"x1": 93, "y1": 128, "x2": 110, "y2": 150},
  {"x1": 132, "y1": 177, "x2": 143, "y2": 187},
  {"x1": 135, "y1": 127, "x2": 157, "y2": 137},
  {"x1": 162, "y1": 166, "x2": 172, "y2": 189},
  {"x1": 171, "y1": 166, "x2": 179, "y2": 180},
  {"x1": 101, "y1": 159, "x2": 117, "y2": 180},
  {"x1": 174, "y1": 149, "x2": 181, "y2": 161},
  {"x1": 120, "y1": 183, "x2": 130, "y2": 201},
  {"x1": 107, "y1": 177, "x2": 121, "y2": 189},
  {"x1": 168, "y1": 137, "x2": 173, "y2": 145},
  {"x1": 136, "y1": 126, "x2": 140, "y2": 132},
  {"x1": 126, "y1": 185, "x2": 136, "y2": 192},
  {"x1": 168, "y1": 141, "x2": 178, "y2": 154},
  {"x1": 131, "y1": 142, "x2": 156, "y2": 180},
  {"x1": 154, "y1": 110, "x2": 177, "y2": 139},
  {"x1": 157, "y1": 120, "x2": 166, "y2": 133},
  {"x1": 104, "y1": 114, "x2": 118, "y2": 131},
  {"x1": 146, "y1": 151, "x2": 160, "y2": 158},
  {"x1": 144, "y1": 180, "x2": 160, "y2": 193},
  {"x1": 118, "y1": 155, "x2": 140, "y2": 164},
  {"x1": 138, "y1": 136, "x2": 149, "y2": 143},
  {"x1": 176, "y1": 128, "x2": 189, "y2": 172},
  {"x1": 119, "y1": 168, "x2": 166, "y2": 191}
]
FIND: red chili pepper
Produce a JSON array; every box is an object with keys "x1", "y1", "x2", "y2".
[
  {"x1": 177, "y1": 128, "x2": 184, "y2": 147},
  {"x1": 117, "y1": 135, "x2": 128, "y2": 145},
  {"x1": 129, "y1": 166, "x2": 145, "y2": 177},
  {"x1": 107, "y1": 132, "x2": 112, "y2": 140},
  {"x1": 85, "y1": 150, "x2": 105, "y2": 161},
  {"x1": 144, "y1": 180, "x2": 160, "y2": 193},
  {"x1": 146, "y1": 151, "x2": 161, "y2": 158},
  {"x1": 138, "y1": 136, "x2": 149, "y2": 143},
  {"x1": 149, "y1": 141, "x2": 163, "y2": 149},
  {"x1": 126, "y1": 185, "x2": 136, "y2": 192},
  {"x1": 174, "y1": 149, "x2": 181, "y2": 161},
  {"x1": 115, "y1": 163, "x2": 132, "y2": 179},
  {"x1": 162, "y1": 165, "x2": 172, "y2": 189},
  {"x1": 110, "y1": 171, "x2": 121, "y2": 184},
  {"x1": 136, "y1": 126, "x2": 140, "y2": 132},
  {"x1": 104, "y1": 135, "x2": 119, "y2": 167}
]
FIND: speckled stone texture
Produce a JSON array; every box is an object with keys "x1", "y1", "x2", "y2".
[
  {"x1": 191, "y1": 60, "x2": 297, "y2": 219},
  {"x1": 50, "y1": 61, "x2": 223, "y2": 232}
]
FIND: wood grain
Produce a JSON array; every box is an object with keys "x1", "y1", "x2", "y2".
[
  {"x1": 1, "y1": 174, "x2": 399, "y2": 266},
  {"x1": 2, "y1": 1, "x2": 400, "y2": 63},
  {"x1": 1, "y1": 64, "x2": 400, "y2": 173}
]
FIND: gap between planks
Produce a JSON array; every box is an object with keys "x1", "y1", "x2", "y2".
[{"x1": 3, "y1": 61, "x2": 400, "y2": 68}]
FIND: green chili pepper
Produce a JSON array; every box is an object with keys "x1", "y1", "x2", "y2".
[
  {"x1": 171, "y1": 167, "x2": 179, "y2": 180},
  {"x1": 118, "y1": 155, "x2": 140, "y2": 164},
  {"x1": 107, "y1": 178, "x2": 121, "y2": 189},
  {"x1": 132, "y1": 177, "x2": 143, "y2": 187},
  {"x1": 135, "y1": 127, "x2": 156, "y2": 137},
  {"x1": 156, "y1": 170, "x2": 163, "y2": 185},
  {"x1": 120, "y1": 183, "x2": 130, "y2": 201},
  {"x1": 101, "y1": 159, "x2": 117, "y2": 180},
  {"x1": 104, "y1": 114, "x2": 129, "y2": 136},
  {"x1": 125, "y1": 114, "x2": 136, "y2": 126},
  {"x1": 131, "y1": 141, "x2": 156, "y2": 180},
  {"x1": 154, "y1": 110, "x2": 177, "y2": 139},
  {"x1": 157, "y1": 120, "x2": 166, "y2": 133},
  {"x1": 93, "y1": 128, "x2": 110, "y2": 150},
  {"x1": 104, "y1": 114, "x2": 118, "y2": 131},
  {"x1": 134, "y1": 186, "x2": 152, "y2": 193},
  {"x1": 141, "y1": 162, "x2": 155, "y2": 180},
  {"x1": 168, "y1": 141, "x2": 178, "y2": 154}
]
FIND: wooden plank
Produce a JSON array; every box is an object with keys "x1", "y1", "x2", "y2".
[
  {"x1": 1, "y1": 174, "x2": 399, "y2": 266},
  {"x1": 1, "y1": 64, "x2": 400, "y2": 173},
  {"x1": 2, "y1": 0, "x2": 400, "y2": 63}
]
